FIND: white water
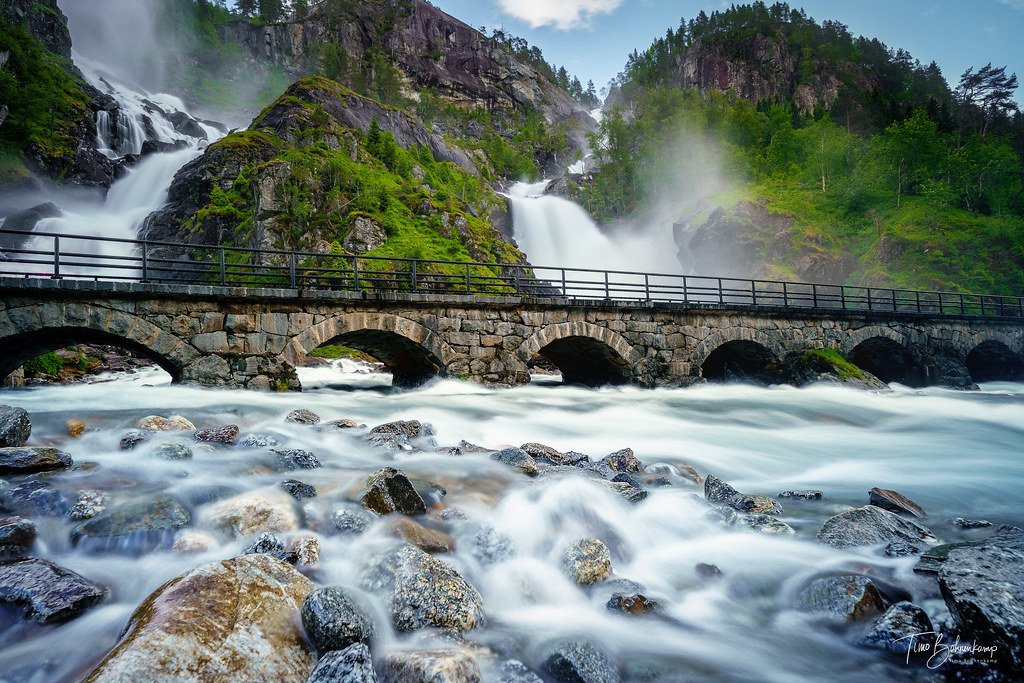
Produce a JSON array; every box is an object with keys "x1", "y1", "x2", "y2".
[{"x1": 2, "y1": 372, "x2": 1023, "y2": 681}]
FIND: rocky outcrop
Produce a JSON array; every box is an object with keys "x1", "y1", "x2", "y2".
[
  {"x1": 84, "y1": 554, "x2": 314, "y2": 683},
  {"x1": 0, "y1": 405, "x2": 31, "y2": 447},
  {"x1": 0, "y1": 557, "x2": 107, "y2": 623},
  {"x1": 817, "y1": 505, "x2": 936, "y2": 549}
]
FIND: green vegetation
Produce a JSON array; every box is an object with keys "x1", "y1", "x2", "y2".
[
  {"x1": 580, "y1": 2, "x2": 1024, "y2": 294},
  {"x1": 311, "y1": 344, "x2": 378, "y2": 361},
  {"x1": 22, "y1": 351, "x2": 63, "y2": 377},
  {"x1": 800, "y1": 348, "x2": 865, "y2": 380},
  {"x1": 0, "y1": 20, "x2": 92, "y2": 180}
]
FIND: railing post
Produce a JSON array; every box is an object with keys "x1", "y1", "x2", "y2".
[
  {"x1": 604, "y1": 271, "x2": 610, "y2": 299},
  {"x1": 141, "y1": 241, "x2": 148, "y2": 283},
  {"x1": 352, "y1": 256, "x2": 360, "y2": 290},
  {"x1": 867, "y1": 287, "x2": 873, "y2": 312},
  {"x1": 891, "y1": 288, "x2": 897, "y2": 313},
  {"x1": 782, "y1": 281, "x2": 788, "y2": 307},
  {"x1": 915, "y1": 290, "x2": 921, "y2": 314},
  {"x1": 52, "y1": 235, "x2": 60, "y2": 279},
  {"x1": 682, "y1": 275, "x2": 688, "y2": 303},
  {"x1": 410, "y1": 259, "x2": 418, "y2": 292},
  {"x1": 751, "y1": 280, "x2": 757, "y2": 307},
  {"x1": 561, "y1": 269, "x2": 567, "y2": 296},
  {"x1": 840, "y1": 286, "x2": 846, "y2": 311},
  {"x1": 812, "y1": 284, "x2": 818, "y2": 309},
  {"x1": 644, "y1": 273, "x2": 650, "y2": 301},
  {"x1": 218, "y1": 248, "x2": 226, "y2": 286},
  {"x1": 513, "y1": 265, "x2": 521, "y2": 294},
  {"x1": 717, "y1": 278, "x2": 723, "y2": 305},
  {"x1": 289, "y1": 252, "x2": 297, "y2": 288},
  {"x1": 465, "y1": 263, "x2": 471, "y2": 294}
]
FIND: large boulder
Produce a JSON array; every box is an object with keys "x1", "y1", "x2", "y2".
[
  {"x1": 543, "y1": 641, "x2": 620, "y2": 683},
  {"x1": 361, "y1": 468, "x2": 427, "y2": 516},
  {"x1": 858, "y1": 601, "x2": 934, "y2": 654},
  {"x1": 0, "y1": 447, "x2": 72, "y2": 474},
  {"x1": 817, "y1": 505, "x2": 936, "y2": 549},
  {"x1": 0, "y1": 405, "x2": 31, "y2": 447},
  {"x1": 0, "y1": 557, "x2": 107, "y2": 623},
  {"x1": 939, "y1": 544, "x2": 1024, "y2": 677},
  {"x1": 0, "y1": 516, "x2": 36, "y2": 559},
  {"x1": 365, "y1": 544, "x2": 484, "y2": 633},
  {"x1": 136, "y1": 415, "x2": 196, "y2": 432},
  {"x1": 796, "y1": 575, "x2": 886, "y2": 622},
  {"x1": 301, "y1": 587, "x2": 375, "y2": 655},
  {"x1": 704, "y1": 475, "x2": 781, "y2": 515},
  {"x1": 308, "y1": 643, "x2": 377, "y2": 683},
  {"x1": 200, "y1": 491, "x2": 299, "y2": 537},
  {"x1": 84, "y1": 554, "x2": 314, "y2": 683}
]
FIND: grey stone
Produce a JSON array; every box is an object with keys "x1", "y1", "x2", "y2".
[
  {"x1": 0, "y1": 446, "x2": 72, "y2": 474},
  {"x1": 301, "y1": 586, "x2": 375, "y2": 654},
  {"x1": 0, "y1": 405, "x2": 31, "y2": 447},
  {"x1": 561, "y1": 539, "x2": 612, "y2": 585},
  {"x1": 382, "y1": 649, "x2": 481, "y2": 683},
  {"x1": 361, "y1": 467, "x2": 427, "y2": 516},
  {"x1": 797, "y1": 575, "x2": 887, "y2": 622},
  {"x1": 332, "y1": 505, "x2": 373, "y2": 534},
  {"x1": 0, "y1": 515, "x2": 35, "y2": 559},
  {"x1": 490, "y1": 448, "x2": 538, "y2": 476},
  {"x1": 70, "y1": 490, "x2": 108, "y2": 520},
  {"x1": 601, "y1": 448, "x2": 642, "y2": 474},
  {"x1": 520, "y1": 442, "x2": 571, "y2": 465},
  {"x1": 155, "y1": 443, "x2": 193, "y2": 460},
  {"x1": 307, "y1": 643, "x2": 377, "y2": 683},
  {"x1": 119, "y1": 430, "x2": 151, "y2": 450},
  {"x1": 274, "y1": 448, "x2": 322, "y2": 471},
  {"x1": 868, "y1": 487, "x2": 926, "y2": 518},
  {"x1": 3, "y1": 479, "x2": 70, "y2": 516},
  {"x1": 0, "y1": 557, "x2": 107, "y2": 623},
  {"x1": 244, "y1": 531, "x2": 288, "y2": 561},
  {"x1": 343, "y1": 216, "x2": 387, "y2": 254},
  {"x1": 704, "y1": 475, "x2": 781, "y2": 515},
  {"x1": 606, "y1": 592, "x2": 660, "y2": 615},
  {"x1": 286, "y1": 409, "x2": 320, "y2": 425},
  {"x1": 194, "y1": 425, "x2": 239, "y2": 444},
  {"x1": 739, "y1": 514, "x2": 795, "y2": 535},
  {"x1": 858, "y1": 601, "x2": 934, "y2": 654},
  {"x1": 818, "y1": 505, "x2": 936, "y2": 549},
  {"x1": 71, "y1": 495, "x2": 191, "y2": 552},
  {"x1": 239, "y1": 433, "x2": 280, "y2": 449},
  {"x1": 472, "y1": 525, "x2": 515, "y2": 565},
  {"x1": 282, "y1": 479, "x2": 317, "y2": 499},
  {"x1": 778, "y1": 490, "x2": 823, "y2": 500},
  {"x1": 543, "y1": 641, "x2": 620, "y2": 683}
]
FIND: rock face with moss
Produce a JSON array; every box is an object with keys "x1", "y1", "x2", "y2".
[{"x1": 143, "y1": 76, "x2": 525, "y2": 268}]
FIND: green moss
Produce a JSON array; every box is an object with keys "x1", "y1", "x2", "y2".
[
  {"x1": 23, "y1": 351, "x2": 63, "y2": 376},
  {"x1": 800, "y1": 348, "x2": 865, "y2": 380},
  {"x1": 311, "y1": 344, "x2": 378, "y2": 361}
]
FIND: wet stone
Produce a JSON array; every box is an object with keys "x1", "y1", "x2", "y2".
[
  {"x1": 119, "y1": 430, "x2": 151, "y2": 451},
  {"x1": 0, "y1": 557, "x2": 108, "y2": 624},
  {"x1": 704, "y1": 475, "x2": 782, "y2": 515},
  {"x1": 884, "y1": 541, "x2": 921, "y2": 558},
  {"x1": 287, "y1": 536, "x2": 320, "y2": 566},
  {"x1": 603, "y1": 480, "x2": 647, "y2": 504},
  {"x1": 71, "y1": 495, "x2": 191, "y2": 553},
  {"x1": 316, "y1": 418, "x2": 360, "y2": 432},
  {"x1": 869, "y1": 487, "x2": 926, "y2": 518},
  {"x1": 154, "y1": 443, "x2": 193, "y2": 460},
  {"x1": 194, "y1": 425, "x2": 239, "y2": 445},
  {"x1": 388, "y1": 517, "x2": 455, "y2": 553},
  {"x1": 601, "y1": 448, "x2": 642, "y2": 474},
  {"x1": 954, "y1": 517, "x2": 993, "y2": 529},
  {"x1": 307, "y1": 643, "x2": 376, "y2": 683},
  {"x1": 382, "y1": 649, "x2": 481, "y2": 683},
  {"x1": 797, "y1": 575, "x2": 887, "y2": 622},
  {"x1": 858, "y1": 601, "x2": 934, "y2": 654},
  {"x1": 301, "y1": 586, "x2": 375, "y2": 654},
  {"x1": 740, "y1": 514, "x2": 795, "y2": 535},
  {"x1": 70, "y1": 490, "x2": 108, "y2": 520},
  {"x1": 274, "y1": 449, "x2": 322, "y2": 471},
  {"x1": 606, "y1": 592, "x2": 660, "y2": 615},
  {"x1": 0, "y1": 405, "x2": 31, "y2": 447},
  {"x1": 202, "y1": 492, "x2": 299, "y2": 537},
  {"x1": 332, "y1": 505, "x2": 372, "y2": 534},
  {"x1": 171, "y1": 531, "x2": 215, "y2": 554},
  {"x1": 4, "y1": 479, "x2": 71, "y2": 516},
  {"x1": 521, "y1": 442, "x2": 571, "y2": 466},
  {"x1": 239, "y1": 433, "x2": 280, "y2": 449},
  {"x1": 779, "y1": 490, "x2": 823, "y2": 500},
  {"x1": 561, "y1": 539, "x2": 612, "y2": 586},
  {"x1": 543, "y1": 641, "x2": 620, "y2": 683},
  {"x1": 0, "y1": 516, "x2": 35, "y2": 559},
  {"x1": 244, "y1": 531, "x2": 288, "y2": 560},
  {"x1": 472, "y1": 525, "x2": 515, "y2": 565},
  {"x1": 285, "y1": 409, "x2": 320, "y2": 425},
  {"x1": 282, "y1": 479, "x2": 317, "y2": 499},
  {"x1": 498, "y1": 659, "x2": 543, "y2": 683},
  {"x1": 137, "y1": 415, "x2": 195, "y2": 432},
  {"x1": 913, "y1": 528, "x2": 1024, "y2": 574},
  {"x1": 66, "y1": 419, "x2": 86, "y2": 438},
  {"x1": 611, "y1": 472, "x2": 643, "y2": 489},
  {"x1": 818, "y1": 505, "x2": 936, "y2": 549},
  {"x1": 490, "y1": 448, "x2": 539, "y2": 477},
  {"x1": 361, "y1": 467, "x2": 427, "y2": 516},
  {"x1": 0, "y1": 447, "x2": 73, "y2": 475},
  {"x1": 696, "y1": 563, "x2": 723, "y2": 580}
]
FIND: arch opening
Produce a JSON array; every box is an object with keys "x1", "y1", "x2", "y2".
[
  {"x1": 0, "y1": 327, "x2": 180, "y2": 385},
  {"x1": 314, "y1": 330, "x2": 444, "y2": 389},
  {"x1": 847, "y1": 336, "x2": 926, "y2": 386},
  {"x1": 535, "y1": 336, "x2": 633, "y2": 387},
  {"x1": 966, "y1": 340, "x2": 1024, "y2": 383},
  {"x1": 701, "y1": 340, "x2": 779, "y2": 383}
]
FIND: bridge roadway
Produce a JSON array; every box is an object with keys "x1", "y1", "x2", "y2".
[{"x1": 2, "y1": 277, "x2": 1022, "y2": 390}]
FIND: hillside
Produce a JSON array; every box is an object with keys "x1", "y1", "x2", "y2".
[{"x1": 578, "y1": 2, "x2": 1024, "y2": 294}]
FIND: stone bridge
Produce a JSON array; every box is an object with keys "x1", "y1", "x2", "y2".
[{"x1": 1, "y1": 278, "x2": 1023, "y2": 390}]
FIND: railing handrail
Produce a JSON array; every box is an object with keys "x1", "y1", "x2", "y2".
[{"x1": 1, "y1": 227, "x2": 1022, "y2": 320}]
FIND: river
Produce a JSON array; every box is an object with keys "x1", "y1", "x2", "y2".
[{"x1": 2, "y1": 367, "x2": 1022, "y2": 681}]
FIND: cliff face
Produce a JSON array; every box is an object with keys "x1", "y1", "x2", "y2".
[{"x1": 217, "y1": 1, "x2": 590, "y2": 126}]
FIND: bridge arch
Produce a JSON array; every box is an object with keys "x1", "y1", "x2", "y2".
[
  {"x1": 691, "y1": 328, "x2": 784, "y2": 382},
  {"x1": 966, "y1": 339, "x2": 1024, "y2": 382},
  {"x1": 0, "y1": 304, "x2": 198, "y2": 383},
  {"x1": 517, "y1": 322, "x2": 643, "y2": 386},
  {"x1": 841, "y1": 327, "x2": 927, "y2": 386},
  {"x1": 283, "y1": 312, "x2": 456, "y2": 388}
]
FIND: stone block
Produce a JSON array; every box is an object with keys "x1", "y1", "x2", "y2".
[
  {"x1": 193, "y1": 332, "x2": 228, "y2": 353},
  {"x1": 225, "y1": 314, "x2": 257, "y2": 334},
  {"x1": 260, "y1": 313, "x2": 289, "y2": 336},
  {"x1": 480, "y1": 335, "x2": 502, "y2": 347}
]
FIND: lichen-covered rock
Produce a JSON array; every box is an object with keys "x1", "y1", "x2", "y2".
[
  {"x1": 858, "y1": 601, "x2": 934, "y2": 654},
  {"x1": 366, "y1": 544, "x2": 485, "y2": 633},
  {"x1": 520, "y1": 442, "x2": 571, "y2": 466},
  {"x1": 137, "y1": 415, "x2": 196, "y2": 432},
  {"x1": 606, "y1": 592, "x2": 660, "y2": 616},
  {"x1": 797, "y1": 575, "x2": 887, "y2": 622},
  {"x1": 288, "y1": 536, "x2": 320, "y2": 566},
  {"x1": 194, "y1": 424, "x2": 240, "y2": 445},
  {"x1": 244, "y1": 531, "x2": 289, "y2": 560},
  {"x1": 83, "y1": 555, "x2": 314, "y2": 683},
  {"x1": 543, "y1": 641, "x2": 620, "y2": 683},
  {"x1": 286, "y1": 409, "x2": 320, "y2": 425},
  {"x1": 0, "y1": 446, "x2": 72, "y2": 474},
  {"x1": 119, "y1": 430, "x2": 151, "y2": 450},
  {"x1": 868, "y1": 487, "x2": 926, "y2": 518},
  {"x1": 274, "y1": 449, "x2": 322, "y2": 471},
  {"x1": 382, "y1": 649, "x2": 481, "y2": 683},
  {"x1": 939, "y1": 544, "x2": 1024, "y2": 676},
  {"x1": 561, "y1": 539, "x2": 612, "y2": 586},
  {"x1": 0, "y1": 557, "x2": 107, "y2": 623},
  {"x1": 817, "y1": 505, "x2": 936, "y2": 549},
  {"x1": 343, "y1": 216, "x2": 388, "y2": 254},
  {"x1": 704, "y1": 475, "x2": 782, "y2": 515},
  {"x1": 0, "y1": 405, "x2": 31, "y2": 447},
  {"x1": 282, "y1": 479, "x2": 317, "y2": 499},
  {"x1": 302, "y1": 587, "x2": 375, "y2": 654},
  {"x1": 361, "y1": 468, "x2": 428, "y2": 516},
  {"x1": 70, "y1": 490, "x2": 108, "y2": 520},
  {"x1": 490, "y1": 448, "x2": 539, "y2": 476},
  {"x1": 332, "y1": 504, "x2": 373, "y2": 534},
  {"x1": 154, "y1": 443, "x2": 193, "y2": 460},
  {"x1": 779, "y1": 490, "x2": 823, "y2": 500},
  {"x1": 387, "y1": 517, "x2": 455, "y2": 553},
  {"x1": 739, "y1": 514, "x2": 795, "y2": 535},
  {"x1": 0, "y1": 516, "x2": 36, "y2": 559},
  {"x1": 201, "y1": 491, "x2": 299, "y2": 537},
  {"x1": 308, "y1": 643, "x2": 377, "y2": 683},
  {"x1": 601, "y1": 448, "x2": 642, "y2": 474},
  {"x1": 71, "y1": 495, "x2": 191, "y2": 553}
]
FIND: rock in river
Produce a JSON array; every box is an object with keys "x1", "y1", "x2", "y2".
[
  {"x1": 365, "y1": 544, "x2": 484, "y2": 633},
  {"x1": 543, "y1": 641, "x2": 620, "y2": 683},
  {"x1": 194, "y1": 424, "x2": 240, "y2": 445},
  {"x1": 797, "y1": 575, "x2": 886, "y2": 622},
  {"x1": 858, "y1": 601, "x2": 934, "y2": 654},
  {"x1": 601, "y1": 448, "x2": 643, "y2": 474},
  {"x1": 704, "y1": 475, "x2": 782, "y2": 515},
  {"x1": 202, "y1": 491, "x2": 299, "y2": 537},
  {"x1": 285, "y1": 408, "x2": 321, "y2": 425},
  {"x1": 71, "y1": 495, "x2": 191, "y2": 553},
  {"x1": 868, "y1": 487, "x2": 926, "y2": 518},
  {"x1": 382, "y1": 649, "x2": 481, "y2": 683},
  {"x1": 282, "y1": 479, "x2": 317, "y2": 500},
  {"x1": 817, "y1": 505, "x2": 936, "y2": 549},
  {"x1": 274, "y1": 448, "x2": 322, "y2": 471},
  {"x1": 939, "y1": 544, "x2": 1024, "y2": 676},
  {"x1": 84, "y1": 554, "x2": 313, "y2": 683},
  {"x1": 302, "y1": 586, "x2": 375, "y2": 654},
  {"x1": 561, "y1": 539, "x2": 612, "y2": 586},
  {"x1": 308, "y1": 643, "x2": 377, "y2": 683},
  {"x1": 0, "y1": 405, "x2": 31, "y2": 447},
  {"x1": 0, "y1": 516, "x2": 36, "y2": 559},
  {"x1": 361, "y1": 467, "x2": 428, "y2": 516},
  {"x1": 0, "y1": 557, "x2": 107, "y2": 623},
  {"x1": 490, "y1": 447, "x2": 539, "y2": 476},
  {"x1": 0, "y1": 447, "x2": 72, "y2": 475},
  {"x1": 137, "y1": 415, "x2": 196, "y2": 432}
]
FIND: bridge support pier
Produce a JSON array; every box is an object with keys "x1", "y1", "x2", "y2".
[{"x1": 180, "y1": 354, "x2": 301, "y2": 391}]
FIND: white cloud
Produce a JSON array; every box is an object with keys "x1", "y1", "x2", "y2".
[
  {"x1": 494, "y1": 0, "x2": 624, "y2": 30},
  {"x1": 998, "y1": 0, "x2": 1024, "y2": 10}
]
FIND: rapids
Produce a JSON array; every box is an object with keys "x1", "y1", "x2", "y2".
[{"x1": 1, "y1": 371, "x2": 1022, "y2": 681}]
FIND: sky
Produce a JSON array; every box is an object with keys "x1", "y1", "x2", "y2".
[{"x1": 432, "y1": 0, "x2": 1024, "y2": 99}]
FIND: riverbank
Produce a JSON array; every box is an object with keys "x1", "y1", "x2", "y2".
[{"x1": 1, "y1": 375, "x2": 1022, "y2": 681}]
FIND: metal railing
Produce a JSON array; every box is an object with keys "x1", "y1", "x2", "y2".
[{"x1": 1, "y1": 228, "x2": 1022, "y2": 319}]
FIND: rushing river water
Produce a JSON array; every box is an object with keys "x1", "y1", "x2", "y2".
[{"x1": 2, "y1": 368, "x2": 1022, "y2": 682}]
